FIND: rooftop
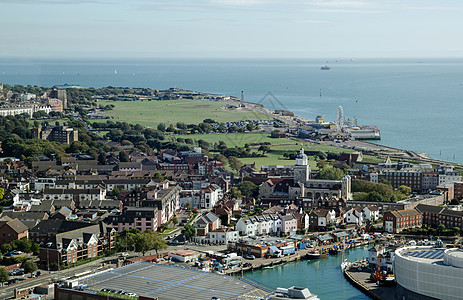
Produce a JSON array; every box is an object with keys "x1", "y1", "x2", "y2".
[{"x1": 79, "y1": 262, "x2": 272, "y2": 299}]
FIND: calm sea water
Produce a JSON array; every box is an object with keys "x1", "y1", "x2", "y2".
[
  {"x1": 1, "y1": 58, "x2": 463, "y2": 163},
  {"x1": 244, "y1": 246, "x2": 371, "y2": 300}
]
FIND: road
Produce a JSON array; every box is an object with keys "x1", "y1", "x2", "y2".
[{"x1": 0, "y1": 254, "x2": 118, "y2": 299}]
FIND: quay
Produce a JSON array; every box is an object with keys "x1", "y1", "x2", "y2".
[
  {"x1": 222, "y1": 238, "x2": 376, "y2": 275},
  {"x1": 343, "y1": 261, "x2": 396, "y2": 300}
]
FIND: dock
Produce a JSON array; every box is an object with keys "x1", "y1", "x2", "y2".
[
  {"x1": 343, "y1": 261, "x2": 396, "y2": 300},
  {"x1": 223, "y1": 238, "x2": 376, "y2": 275}
]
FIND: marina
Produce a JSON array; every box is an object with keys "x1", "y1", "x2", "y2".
[{"x1": 244, "y1": 245, "x2": 372, "y2": 300}]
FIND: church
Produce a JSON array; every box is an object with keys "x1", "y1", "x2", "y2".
[{"x1": 259, "y1": 148, "x2": 352, "y2": 208}]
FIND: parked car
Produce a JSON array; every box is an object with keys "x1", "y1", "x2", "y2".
[
  {"x1": 243, "y1": 254, "x2": 255, "y2": 260},
  {"x1": 120, "y1": 252, "x2": 129, "y2": 257},
  {"x1": 11, "y1": 250, "x2": 23, "y2": 255}
]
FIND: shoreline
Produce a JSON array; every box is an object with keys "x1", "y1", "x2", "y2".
[{"x1": 237, "y1": 97, "x2": 463, "y2": 168}]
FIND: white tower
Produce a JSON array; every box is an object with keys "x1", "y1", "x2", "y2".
[
  {"x1": 337, "y1": 106, "x2": 344, "y2": 131},
  {"x1": 341, "y1": 175, "x2": 352, "y2": 200},
  {"x1": 294, "y1": 147, "x2": 310, "y2": 183}
]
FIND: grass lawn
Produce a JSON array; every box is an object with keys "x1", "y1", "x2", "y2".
[
  {"x1": 93, "y1": 100, "x2": 272, "y2": 127},
  {"x1": 240, "y1": 156, "x2": 318, "y2": 170},
  {"x1": 174, "y1": 132, "x2": 302, "y2": 148}
]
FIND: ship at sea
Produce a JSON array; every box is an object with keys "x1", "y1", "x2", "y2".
[
  {"x1": 321, "y1": 65, "x2": 331, "y2": 70},
  {"x1": 346, "y1": 125, "x2": 381, "y2": 140}
]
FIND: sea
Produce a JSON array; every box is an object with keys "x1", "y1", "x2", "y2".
[
  {"x1": 244, "y1": 246, "x2": 371, "y2": 300},
  {"x1": 1, "y1": 58, "x2": 463, "y2": 164}
]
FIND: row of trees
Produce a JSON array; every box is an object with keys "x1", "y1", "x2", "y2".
[
  {"x1": 115, "y1": 229, "x2": 167, "y2": 256},
  {"x1": 0, "y1": 238, "x2": 39, "y2": 255},
  {"x1": 352, "y1": 179, "x2": 411, "y2": 202},
  {"x1": 0, "y1": 259, "x2": 38, "y2": 286}
]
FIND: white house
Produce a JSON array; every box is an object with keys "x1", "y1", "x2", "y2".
[
  {"x1": 363, "y1": 205, "x2": 380, "y2": 222},
  {"x1": 197, "y1": 184, "x2": 222, "y2": 209},
  {"x1": 236, "y1": 214, "x2": 282, "y2": 236},
  {"x1": 208, "y1": 228, "x2": 239, "y2": 244},
  {"x1": 345, "y1": 207, "x2": 363, "y2": 225}
]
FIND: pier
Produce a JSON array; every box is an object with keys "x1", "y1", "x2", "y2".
[{"x1": 343, "y1": 261, "x2": 396, "y2": 300}]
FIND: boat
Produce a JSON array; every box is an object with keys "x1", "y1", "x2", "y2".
[
  {"x1": 321, "y1": 65, "x2": 331, "y2": 70},
  {"x1": 305, "y1": 250, "x2": 321, "y2": 260},
  {"x1": 273, "y1": 286, "x2": 320, "y2": 300},
  {"x1": 329, "y1": 244, "x2": 351, "y2": 255},
  {"x1": 340, "y1": 259, "x2": 350, "y2": 271}
]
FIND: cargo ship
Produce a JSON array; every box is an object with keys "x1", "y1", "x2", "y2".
[{"x1": 346, "y1": 125, "x2": 381, "y2": 140}]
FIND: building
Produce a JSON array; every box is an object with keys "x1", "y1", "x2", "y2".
[
  {"x1": 108, "y1": 207, "x2": 159, "y2": 232},
  {"x1": 0, "y1": 217, "x2": 28, "y2": 244},
  {"x1": 55, "y1": 262, "x2": 275, "y2": 299},
  {"x1": 383, "y1": 169, "x2": 422, "y2": 192},
  {"x1": 208, "y1": 227, "x2": 239, "y2": 245},
  {"x1": 362, "y1": 205, "x2": 379, "y2": 222},
  {"x1": 394, "y1": 246, "x2": 463, "y2": 300},
  {"x1": 168, "y1": 249, "x2": 200, "y2": 262},
  {"x1": 31, "y1": 220, "x2": 115, "y2": 268},
  {"x1": 194, "y1": 212, "x2": 220, "y2": 236},
  {"x1": 416, "y1": 204, "x2": 463, "y2": 229},
  {"x1": 48, "y1": 88, "x2": 67, "y2": 109},
  {"x1": 345, "y1": 207, "x2": 363, "y2": 225},
  {"x1": 383, "y1": 209, "x2": 422, "y2": 233},
  {"x1": 32, "y1": 126, "x2": 78, "y2": 144},
  {"x1": 280, "y1": 214, "x2": 297, "y2": 236},
  {"x1": 308, "y1": 209, "x2": 335, "y2": 231},
  {"x1": 236, "y1": 214, "x2": 282, "y2": 236}
]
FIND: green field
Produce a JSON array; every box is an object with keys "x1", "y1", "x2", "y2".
[
  {"x1": 174, "y1": 133, "x2": 301, "y2": 148},
  {"x1": 240, "y1": 155, "x2": 319, "y2": 170},
  {"x1": 93, "y1": 100, "x2": 272, "y2": 127},
  {"x1": 172, "y1": 132, "x2": 360, "y2": 171}
]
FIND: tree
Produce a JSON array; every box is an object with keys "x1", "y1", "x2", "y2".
[
  {"x1": 398, "y1": 185, "x2": 411, "y2": 196},
  {"x1": 258, "y1": 145, "x2": 270, "y2": 155},
  {"x1": 230, "y1": 187, "x2": 242, "y2": 199},
  {"x1": 119, "y1": 151, "x2": 129, "y2": 162},
  {"x1": 0, "y1": 268, "x2": 9, "y2": 287},
  {"x1": 453, "y1": 227, "x2": 461, "y2": 236},
  {"x1": 150, "y1": 231, "x2": 167, "y2": 255},
  {"x1": 315, "y1": 165, "x2": 345, "y2": 180},
  {"x1": 0, "y1": 188, "x2": 3, "y2": 200},
  {"x1": 438, "y1": 224, "x2": 446, "y2": 235},
  {"x1": 157, "y1": 123, "x2": 166, "y2": 132},
  {"x1": 450, "y1": 198, "x2": 460, "y2": 205},
  {"x1": 134, "y1": 232, "x2": 154, "y2": 256},
  {"x1": 236, "y1": 181, "x2": 258, "y2": 197},
  {"x1": 111, "y1": 188, "x2": 120, "y2": 198},
  {"x1": 185, "y1": 202, "x2": 191, "y2": 210},
  {"x1": 171, "y1": 216, "x2": 178, "y2": 226},
  {"x1": 23, "y1": 260, "x2": 38, "y2": 278},
  {"x1": 153, "y1": 172, "x2": 163, "y2": 182},
  {"x1": 181, "y1": 224, "x2": 197, "y2": 241},
  {"x1": 228, "y1": 156, "x2": 243, "y2": 172}
]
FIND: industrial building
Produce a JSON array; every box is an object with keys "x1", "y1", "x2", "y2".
[
  {"x1": 60, "y1": 262, "x2": 274, "y2": 300},
  {"x1": 394, "y1": 246, "x2": 463, "y2": 300}
]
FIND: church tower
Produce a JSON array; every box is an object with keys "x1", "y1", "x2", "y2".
[{"x1": 294, "y1": 147, "x2": 310, "y2": 183}]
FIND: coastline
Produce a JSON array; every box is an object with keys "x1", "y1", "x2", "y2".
[{"x1": 237, "y1": 97, "x2": 463, "y2": 168}]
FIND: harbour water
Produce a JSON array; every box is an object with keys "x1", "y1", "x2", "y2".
[
  {"x1": 244, "y1": 246, "x2": 371, "y2": 300},
  {"x1": 1, "y1": 58, "x2": 463, "y2": 164}
]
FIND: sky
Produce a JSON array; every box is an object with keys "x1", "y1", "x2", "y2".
[{"x1": 1, "y1": 0, "x2": 463, "y2": 59}]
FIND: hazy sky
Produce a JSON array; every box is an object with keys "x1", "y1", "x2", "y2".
[{"x1": 2, "y1": 0, "x2": 463, "y2": 59}]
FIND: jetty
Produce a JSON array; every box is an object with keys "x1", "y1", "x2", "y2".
[{"x1": 343, "y1": 260, "x2": 396, "y2": 300}]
